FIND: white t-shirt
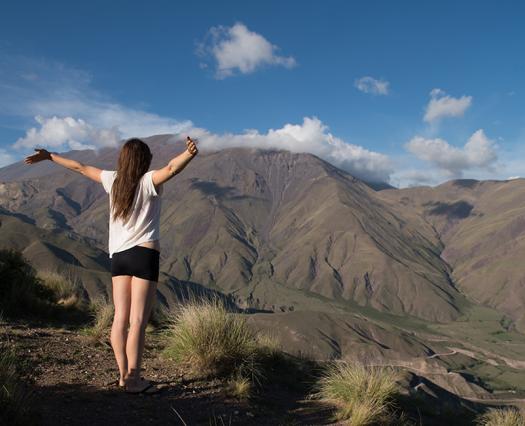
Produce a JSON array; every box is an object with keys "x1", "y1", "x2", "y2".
[{"x1": 100, "y1": 170, "x2": 163, "y2": 258}]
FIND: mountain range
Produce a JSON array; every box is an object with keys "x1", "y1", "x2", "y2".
[{"x1": 2, "y1": 134, "x2": 525, "y2": 401}]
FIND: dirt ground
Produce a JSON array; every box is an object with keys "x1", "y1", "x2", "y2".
[{"x1": 2, "y1": 321, "x2": 337, "y2": 426}]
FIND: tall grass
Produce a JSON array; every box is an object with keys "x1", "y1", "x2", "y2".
[
  {"x1": 162, "y1": 298, "x2": 289, "y2": 399},
  {"x1": 81, "y1": 297, "x2": 114, "y2": 344},
  {"x1": 37, "y1": 269, "x2": 83, "y2": 309},
  {"x1": 163, "y1": 298, "x2": 261, "y2": 379},
  {"x1": 313, "y1": 362, "x2": 400, "y2": 425},
  {"x1": 476, "y1": 407, "x2": 525, "y2": 426}
]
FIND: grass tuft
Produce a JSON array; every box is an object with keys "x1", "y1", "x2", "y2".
[
  {"x1": 163, "y1": 299, "x2": 277, "y2": 395},
  {"x1": 163, "y1": 298, "x2": 261, "y2": 378},
  {"x1": 476, "y1": 407, "x2": 525, "y2": 426},
  {"x1": 313, "y1": 361, "x2": 400, "y2": 425},
  {"x1": 81, "y1": 297, "x2": 114, "y2": 344},
  {"x1": 227, "y1": 374, "x2": 252, "y2": 400},
  {"x1": 37, "y1": 270, "x2": 84, "y2": 309}
]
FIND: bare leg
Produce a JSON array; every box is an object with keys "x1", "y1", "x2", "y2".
[
  {"x1": 125, "y1": 276, "x2": 157, "y2": 390},
  {"x1": 110, "y1": 275, "x2": 132, "y2": 386}
]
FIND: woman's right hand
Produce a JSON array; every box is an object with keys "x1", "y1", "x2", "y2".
[
  {"x1": 24, "y1": 148, "x2": 52, "y2": 164},
  {"x1": 186, "y1": 136, "x2": 198, "y2": 157}
]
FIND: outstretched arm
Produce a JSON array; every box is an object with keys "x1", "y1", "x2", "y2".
[
  {"x1": 24, "y1": 148, "x2": 102, "y2": 183},
  {"x1": 152, "y1": 136, "x2": 198, "y2": 186}
]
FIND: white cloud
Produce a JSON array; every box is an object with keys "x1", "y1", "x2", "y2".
[
  {"x1": 390, "y1": 168, "x2": 448, "y2": 188},
  {"x1": 2, "y1": 55, "x2": 192, "y2": 153},
  {"x1": 14, "y1": 115, "x2": 120, "y2": 151},
  {"x1": 27, "y1": 100, "x2": 192, "y2": 140},
  {"x1": 507, "y1": 176, "x2": 521, "y2": 180},
  {"x1": 190, "y1": 116, "x2": 393, "y2": 183},
  {"x1": 2, "y1": 55, "x2": 392, "y2": 182},
  {"x1": 405, "y1": 129, "x2": 498, "y2": 177},
  {"x1": 0, "y1": 148, "x2": 15, "y2": 167},
  {"x1": 197, "y1": 22, "x2": 296, "y2": 78},
  {"x1": 354, "y1": 76, "x2": 390, "y2": 95},
  {"x1": 424, "y1": 88, "x2": 472, "y2": 123}
]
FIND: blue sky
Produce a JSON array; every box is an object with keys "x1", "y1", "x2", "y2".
[{"x1": 1, "y1": 0, "x2": 524, "y2": 186}]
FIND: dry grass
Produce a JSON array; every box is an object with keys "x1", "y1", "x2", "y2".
[
  {"x1": 313, "y1": 361, "x2": 400, "y2": 426},
  {"x1": 476, "y1": 407, "x2": 525, "y2": 426},
  {"x1": 256, "y1": 332, "x2": 282, "y2": 358},
  {"x1": 81, "y1": 297, "x2": 114, "y2": 343},
  {"x1": 162, "y1": 298, "x2": 266, "y2": 383},
  {"x1": 37, "y1": 270, "x2": 83, "y2": 309},
  {"x1": 227, "y1": 374, "x2": 252, "y2": 400}
]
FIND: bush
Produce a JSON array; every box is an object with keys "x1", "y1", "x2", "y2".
[
  {"x1": 162, "y1": 298, "x2": 265, "y2": 384},
  {"x1": 312, "y1": 362, "x2": 400, "y2": 425},
  {"x1": 476, "y1": 407, "x2": 525, "y2": 426},
  {"x1": 0, "y1": 249, "x2": 55, "y2": 319}
]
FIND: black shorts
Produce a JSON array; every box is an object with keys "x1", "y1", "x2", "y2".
[{"x1": 111, "y1": 245, "x2": 160, "y2": 282}]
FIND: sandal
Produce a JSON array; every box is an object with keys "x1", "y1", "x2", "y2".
[
  {"x1": 104, "y1": 378, "x2": 125, "y2": 389},
  {"x1": 124, "y1": 377, "x2": 160, "y2": 394}
]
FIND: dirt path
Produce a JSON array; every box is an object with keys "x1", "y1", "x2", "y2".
[{"x1": 4, "y1": 322, "x2": 336, "y2": 425}]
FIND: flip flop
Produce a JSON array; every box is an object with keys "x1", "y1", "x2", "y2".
[
  {"x1": 124, "y1": 378, "x2": 160, "y2": 394},
  {"x1": 104, "y1": 378, "x2": 125, "y2": 389}
]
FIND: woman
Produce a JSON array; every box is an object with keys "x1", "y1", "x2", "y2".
[{"x1": 25, "y1": 136, "x2": 198, "y2": 394}]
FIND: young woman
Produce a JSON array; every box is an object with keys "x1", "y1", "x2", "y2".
[{"x1": 25, "y1": 136, "x2": 198, "y2": 394}]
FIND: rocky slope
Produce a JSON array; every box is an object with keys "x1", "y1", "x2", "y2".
[
  {"x1": 0, "y1": 135, "x2": 465, "y2": 323},
  {"x1": 378, "y1": 178, "x2": 525, "y2": 330}
]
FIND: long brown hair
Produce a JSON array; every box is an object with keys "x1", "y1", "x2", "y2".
[{"x1": 111, "y1": 138, "x2": 152, "y2": 222}]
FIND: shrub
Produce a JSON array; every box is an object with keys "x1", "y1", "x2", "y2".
[
  {"x1": 476, "y1": 407, "x2": 525, "y2": 426},
  {"x1": 313, "y1": 362, "x2": 400, "y2": 425},
  {"x1": 162, "y1": 298, "x2": 263, "y2": 382},
  {"x1": 0, "y1": 249, "x2": 54, "y2": 319}
]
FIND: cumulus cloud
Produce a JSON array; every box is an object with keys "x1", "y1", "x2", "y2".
[
  {"x1": 2, "y1": 55, "x2": 392, "y2": 182},
  {"x1": 424, "y1": 88, "x2": 472, "y2": 123},
  {"x1": 405, "y1": 129, "x2": 498, "y2": 177},
  {"x1": 14, "y1": 115, "x2": 121, "y2": 151},
  {"x1": 2, "y1": 55, "x2": 192, "y2": 153},
  {"x1": 0, "y1": 148, "x2": 15, "y2": 168},
  {"x1": 197, "y1": 22, "x2": 296, "y2": 78},
  {"x1": 27, "y1": 100, "x2": 192, "y2": 141},
  {"x1": 354, "y1": 76, "x2": 390, "y2": 95},
  {"x1": 191, "y1": 116, "x2": 393, "y2": 183}
]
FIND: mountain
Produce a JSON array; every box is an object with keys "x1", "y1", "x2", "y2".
[
  {"x1": 0, "y1": 135, "x2": 464, "y2": 323},
  {"x1": 0, "y1": 210, "x2": 110, "y2": 301},
  {"x1": 2, "y1": 134, "x2": 525, "y2": 402},
  {"x1": 378, "y1": 178, "x2": 525, "y2": 331}
]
